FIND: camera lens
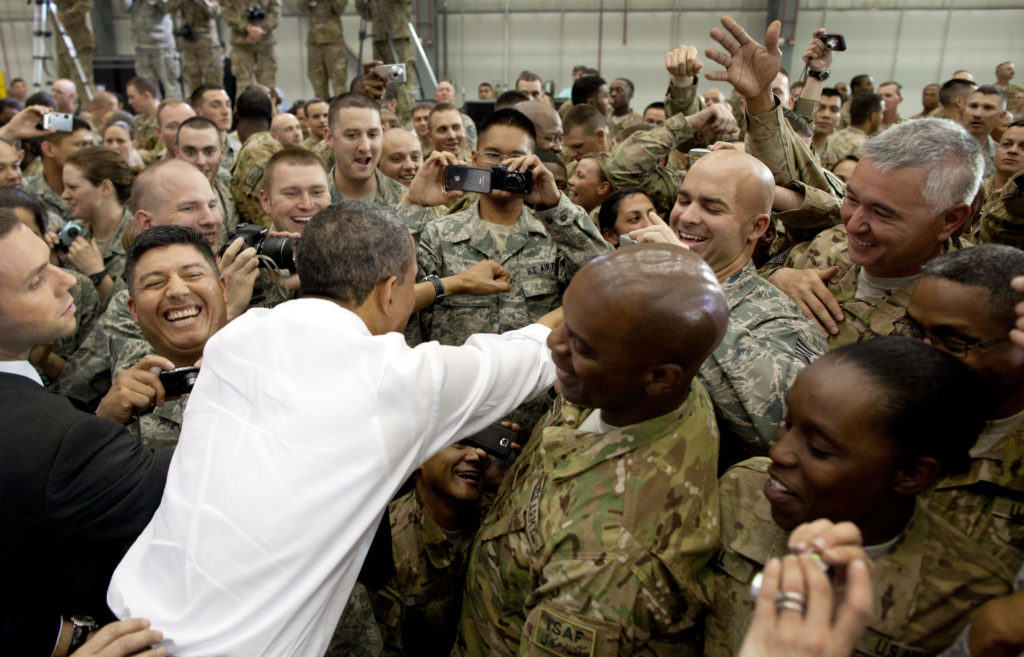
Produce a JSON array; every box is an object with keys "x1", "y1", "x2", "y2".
[{"x1": 258, "y1": 236, "x2": 298, "y2": 271}]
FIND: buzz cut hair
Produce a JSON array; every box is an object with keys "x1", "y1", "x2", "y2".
[
  {"x1": 572, "y1": 75, "x2": 608, "y2": 106},
  {"x1": 973, "y1": 85, "x2": 1007, "y2": 110},
  {"x1": 263, "y1": 147, "x2": 326, "y2": 193},
  {"x1": 921, "y1": 244, "x2": 1024, "y2": 327},
  {"x1": 127, "y1": 75, "x2": 160, "y2": 100},
  {"x1": 327, "y1": 92, "x2": 381, "y2": 130},
  {"x1": 427, "y1": 102, "x2": 460, "y2": 130},
  {"x1": 563, "y1": 103, "x2": 606, "y2": 134}
]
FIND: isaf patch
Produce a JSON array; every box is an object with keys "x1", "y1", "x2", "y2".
[
  {"x1": 243, "y1": 165, "x2": 264, "y2": 193},
  {"x1": 532, "y1": 607, "x2": 596, "y2": 657}
]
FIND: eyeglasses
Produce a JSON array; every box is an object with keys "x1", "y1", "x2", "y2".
[
  {"x1": 477, "y1": 150, "x2": 526, "y2": 165},
  {"x1": 893, "y1": 314, "x2": 1010, "y2": 357}
]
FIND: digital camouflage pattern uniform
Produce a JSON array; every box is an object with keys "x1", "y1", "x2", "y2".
[
  {"x1": 820, "y1": 125, "x2": 870, "y2": 171},
  {"x1": 299, "y1": 0, "x2": 348, "y2": 100},
  {"x1": 78, "y1": 208, "x2": 132, "y2": 285},
  {"x1": 969, "y1": 169, "x2": 1024, "y2": 248},
  {"x1": 134, "y1": 113, "x2": 161, "y2": 155},
  {"x1": 123, "y1": 0, "x2": 181, "y2": 99},
  {"x1": 702, "y1": 262, "x2": 826, "y2": 466},
  {"x1": 165, "y1": 0, "x2": 223, "y2": 96},
  {"x1": 324, "y1": 582, "x2": 384, "y2": 657},
  {"x1": 230, "y1": 130, "x2": 283, "y2": 227},
  {"x1": 22, "y1": 173, "x2": 71, "y2": 231},
  {"x1": 454, "y1": 386, "x2": 721, "y2": 657},
  {"x1": 53, "y1": 270, "x2": 101, "y2": 362},
  {"x1": 112, "y1": 334, "x2": 187, "y2": 448},
  {"x1": 53, "y1": 0, "x2": 95, "y2": 102},
  {"x1": 366, "y1": 487, "x2": 477, "y2": 657},
  {"x1": 924, "y1": 420, "x2": 1024, "y2": 571},
  {"x1": 607, "y1": 109, "x2": 644, "y2": 143},
  {"x1": 705, "y1": 458, "x2": 1015, "y2": 657},
  {"x1": 222, "y1": 0, "x2": 281, "y2": 92}
]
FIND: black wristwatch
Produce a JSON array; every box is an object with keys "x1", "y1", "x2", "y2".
[
  {"x1": 807, "y1": 69, "x2": 830, "y2": 81},
  {"x1": 87, "y1": 270, "x2": 108, "y2": 287},
  {"x1": 67, "y1": 615, "x2": 98, "y2": 654},
  {"x1": 425, "y1": 274, "x2": 445, "y2": 301}
]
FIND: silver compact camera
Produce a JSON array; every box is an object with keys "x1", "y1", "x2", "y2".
[
  {"x1": 373, "y1": 64, "x2": 407, "y2": 84},
  {"x1": 42, "y1": 112, "x2": 74, "y2": 132}
]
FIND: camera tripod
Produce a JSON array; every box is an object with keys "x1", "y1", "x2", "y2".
[{"x1": 28, "y1": 0, "x2": 94, "y2": 102}]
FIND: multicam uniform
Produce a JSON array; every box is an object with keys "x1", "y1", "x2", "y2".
[
  {"x1": 230, "y1": 131, "x2": 283, "y2": 227},
  {"x1": 53, "y1": 0, "x2": 96, "y2": 101},
  {"x1": 165, "y1": 0, "x2": 223, "y2": 95},
  {"x1": 819, "y1": 125, "x2": 870, "y2": 171},
  {"x1": 357, "y1": 0, "x2": 418, "y2": 120},
  {"x1": 454, "y1": 387, "x2": 721, "y2": 657},
  {"x1": 705, "y1": 458, "x2": 1016, "y2": 657},
  {"x1": 213, "y1": 173, "x2": 240, "y2": 241},
  {"x1": 702, "y1": 262, "x2": 826, "y2": 465},
  {"x1": 299, "y1": 0, "x2": 348, "y2": 100},
  {"x1": 969, "y1": 169, "x2": 1024, "y2": 248},
  {"x1": 606, "y1": 109, "x2": 643, "y2": 142},
  {"x1": 222, "y1": 0, "x2": 281, "y2": 92},
  {"x1": 134, "y1": 113, "x2": 161, "y2": 155}
]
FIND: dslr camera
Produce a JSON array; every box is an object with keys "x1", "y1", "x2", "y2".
[
  {"x1": 444, "y1": 165, "x2": 533, "y2": 196},
  {"x1": 247, "y1": 5, "x2": 266, "y2": 21},
  {"x1": 55, "y1": 221, "x2": 83, "y2": 252},
  {"x1": 221, "y1": 224, "x2": 299, "y2": 271},
  {"x1": 173, "y1": 23, "x2": 197, "y2": 41},
  {"x1": 373, "y1": 64, "x2": 407, "y2": 84}
]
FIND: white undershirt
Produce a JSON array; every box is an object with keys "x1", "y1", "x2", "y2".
[
  {"x1": 972, "y1": 407, "x2": 1024, "y2": 457},
  {"x1": 577, "y1": 409, "x2": 619, "y2": 434},
  {"x1": 0, "y1": 359, "x2": 43, "y2": 386},
  {"x1": 856, "y1": 269, "x2": 921, "y2": 299}
]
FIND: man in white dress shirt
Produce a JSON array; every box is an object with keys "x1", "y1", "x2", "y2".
[{"x1": 107, "y1": 198, "x2": 563, "y2": 656}]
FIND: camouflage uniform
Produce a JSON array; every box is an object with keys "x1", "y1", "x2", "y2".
[
  {"x1": 454, "y1": 386, "x2": 721, "y2": 657},
  {"x1": 53, "y1": 269, "x2": 101, "y2": 361},
  {"x1": 912, "y1": 107, "x2": 943, "y2": 120},
  {"x1": 53, "y1": 0, "x2": 95, "y2": 102},
  {"x1": 299, "y1": 0, "x2": 348, "y2": 100},
  {"x1": 78, "y1": 208, "x2": 132, "y2": 287},
  {"x1": 213, "y1": 173, "x2": 241, "y2": 242},
  {"x1": 970, "y1": 169, "x2": 1024, "y2": 248},
  {"x1": 938, "y1": 562, "x2": 1024, "y2": 657},
  {"x1": 358, "y1": 0, "x2": 418, "y2": 120},
  {"x1": 607, "y1": 109, "x2": 644, "y2": 143},
  {"x1": 702, "y1": 262, "x2": 826, "y2": 466},
  {"x1": 325, "y1": 582, "x2": 385, "y2": 657},
  {"x1": 222, "y1": 0, "x2": 281, "y2": 92},
  {"x1": 230, "y1": 130, "x2": 283, "y2": 227},
  {"x1": 705, "y1": 458, "x2": 1016, "y2": 657},
  {"x1": 134, "y1": 113, "x2": 161, "y2": 154},
  {"x1": 165, "y1": 0, "x2": 223, "y2": 96},
  {"x1": 327, "y1": 167, "x2": 437, "y2": 241},
  {"x1": 366, "y1": 488, "x2": 477, "y2": 657},
  {"x1": 461, "y1": 112, "x2": 477, "y2": 152},
  {"x1": 113, "y1": 335, "x2": 187, "y2": 448},
  {"x1": 222, "y1": 133, "x2": 242, "y2": 176},
  {"x1": 980, "y1": 135, "x2": 997, "y2": 179},
  {"x1": 924, "y1": 420, "x2": 1024, "y2": 570},
  {"x1": 123, "y1": 0, "x2": 181, "y2": 99},
  {"x1": 22, "y1": 172, "x2": 71, "y2": 231},
  {"x1": 819, "y1": 125, "x2": 870, "y2": 171}
]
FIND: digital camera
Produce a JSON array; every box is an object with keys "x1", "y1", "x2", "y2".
[
  {"x1": 41, "y1": 112, "x2": 74, "y2": 132},
  {"x1": 817, "y1": 33, "x2": 847, "y2": 52},
  {"x1": 444, "y1": 165, "x2": 533, "y2": 196},
  {"x1": 247, "y1": 5, "x2": 266, "y2": 21},
  {"x1": 373, "y1": 64, "x2": 407, "y2": 84},
  {"x1": 221, "y1": 224, "x2": 298, "y2": 271},
  {"x1": 56, "y1": 221, "x2": 83, "y2": 252},
  {"x1": 159, "y1": 366, "x2": 199, "y2": 398}
]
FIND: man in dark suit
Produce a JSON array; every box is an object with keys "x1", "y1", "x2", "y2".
[{"x1": 0, "y1": 208, "x2": 173, "y2": 655}]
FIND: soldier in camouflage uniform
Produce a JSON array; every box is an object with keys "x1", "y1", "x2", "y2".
[
  {"x1": 123, "y1": 0, "x2": 181, "y2": 99},
  {"x1": 938, "y1": 562, "x2": 1024, "y2": 657},
  {"x1": 53, "y1": 0, "x2": 95, "y2": 102},
  {"x1": 324, "y1": 583, "x2": 384, "y2": 657},
  {"x1": 165, "y1": 0, "x2": 223, "y2": 96},
  {"x1": 299, "y1": 0, "x2": 348, "y2": 100},
  {"x1": 358, "y1": 0, "x2": 419, "y2": 120},
  {"x1": 230, "y1": 130, "x2": 283, "y2": 227},
  {"x1": 819, "y1": 92, "x2": 882, "y2": 171},
  {"x1": 968, "y1": 122, "x2": 1024, "y2": 247},
  {"x1": 455, "y1": 245, "x2": 729, "y2": 657},
  {"x1": 22, "y1": 120, "x2": 94, "y2": 231},
  {"x1": 222, "y1": 0, "x2": 281, "y2": 93}
]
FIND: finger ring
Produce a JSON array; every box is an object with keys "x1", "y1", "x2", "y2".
[
  {"x1": 775, "y1": 599, "x2": 806, "y2": 614},
  {"x1": 775, "y1": 590, "x2": 806, "y2": 611}
]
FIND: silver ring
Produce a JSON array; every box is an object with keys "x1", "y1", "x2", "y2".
[{"x1": 775, "y1": 599, "x2": 806, "y2": 614}]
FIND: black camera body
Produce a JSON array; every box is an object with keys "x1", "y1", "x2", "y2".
[
  {"x1": 173, "y1": 24, "x2": 197, "y2": 41},
  {"x1": 444, "y1": 165, "x2": 533, "y2": 196},
  {"x1": 56, "y1": 221, "x2": 83, "y2": 252},
  {"x1": 247, "y1": 5, "x2": 266, "y2": 21},
  {"x1": 459, "y1": 424, "x2": 517, "y2": 461},
  {"x1": 159, "y1": 366, "x2": 199, "y2": 398},
  {"x1": 221, "y1": 224, "x2": 298, "y2": 271},
  {"x1": 817, "y1": 33, "x2": 847, "y2": 51}
]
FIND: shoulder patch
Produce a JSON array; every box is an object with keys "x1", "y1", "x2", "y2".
[{"x1": 242, "y1": 165, "x2": 264, "y2": 193}]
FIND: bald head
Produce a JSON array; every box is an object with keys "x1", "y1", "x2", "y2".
[
  {"x1": 515, "y1": 100, "x2": 564, "y2": 154},
  {"x1": 270, "y1": 113, "x2": 303, "y2": 146},
  {"x1": 379, "y1": 129, "x2": 423, "y2": 186},
  {"x1": 693, "y1": 150, "x2": 775, "y2": 215},
  {"x1": 51, "y1": 79, "x2": 76, "y2": 113},
  {"x1": 130, "y1": 159, "x2": 222, "y2": 246}
]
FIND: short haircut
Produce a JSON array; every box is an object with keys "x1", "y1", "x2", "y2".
[
  {"x1": 42, "y1": 116, "x2": 92, "y2": 146},
  {"x1": 878, "y1": 80, "x2": 902, "y2": 96},
  {"x1": 478, "y1": 82, "x2": 493, "y2": 89},
  {"x1": 177, "y1": 115, "x2": 222, "y2": 141},
  {"x1": 1, "y1": 98, "x2": 23, "y2": 115},
  {"x1": 157, "y1": 99, "x2": 191, "y2": 126},
  {"x1": 127, "y1": 76, "x2": 160, "y2": 100},
  {"x1": 0, "y1": 187, "x2": 47, "y2": 236},
  {"x1": 25, "y1": 91, "x2": 57, "y2": 110},
  {"x1": 972, "y1": 84, "x2": 1007, "y2": 110},
  {"x1": 327, "y1": 92, "x2": 380, "y2": 130},
  {"x1": 939, "y1": 79, "x2": 977, "y2": 107},
  {"x1": 860, "y1": 118, "x2": 983, "y2": 212},
  {"x1": 291, "y1": 99, "x2": 307, "y2": 114},
  {"x1": 129, "y1": 159, "x2": 190, "y2": 213},
  {"x1": 572, "y1": 75, "x2": 608, "y2": 106},
  {"x1": 613, "y1": 77, "x2": 635, "y2": 95},
  {"x1": 849, "y1": 92, "x2": 883, "y2": 125},
  {"x1": 921, "y1": 244, "x2": 1024, "y2": 327},
  {"x1": 10, "y1": 78, "x2": 24, "y2": 85},
  {"x1": 563, "y1": 103, "x2": 606, "y2": 133},
  {"x1": 644, "y1": 101, "x2": 665, "y2": 113},
  {"x1": 189, "y1": 83, "x2": 227, "y2": 110},
  {"x1": 827, "y1": 336, "x2": 983, "y2": 476},
  {"x1": 820, "y1": 87, "x2": 843, "y2": 100},
  {"x1": 850, "y1": 74, "x2": 872, "y2": 90},
  {"x1": 1008, "y1": 119, "x2": 1024, "y2": 130},
  {"x1": 297, "y1": 200, "x2": 413, "y2": 305},
  {"x1": 65, "y1": 146, "x2": 134, "y2": 204},
  {"x1": 582, "y1": 67, "x2": 600, "y2": 77},
  {"x1": 516, "y1": 70, "x2": 542, "y2": 85},
  {"x1": 783, "y1": 108, "x2": 812, "y2": 138},
  {"x1": 125, "y1": 225, "x2": 219, "y2": 292},
  {"x1": 477, "y1": 108, "x2": 536, "y2": 149},
  {"x1": 597, "y1": 187, "x2": 646, "y2": 234},
  {"x1": 304, "y1": 97, "x2": 328, "y2": 110},
  {"x1": 263, "y1": 147, "x2": 326, "y2": 193},
  {"x1": 0, "y1": 207, "x2": 18, "y2": 240},
  {"x1": 104, "y1": 110, "x2": 136, "y2": 133},
  {"x1": 413, "y1": 100, "x2": 436, "y2": 114},
  {"x1": 236, "y1": 88, "x2": 273, "y2": 122},
  {"x1": 494, "y1": 90, "x2": 530, "y2": 110},
  {"x1": 427, "y1": 102, "x2": 460, "y2": 130}
]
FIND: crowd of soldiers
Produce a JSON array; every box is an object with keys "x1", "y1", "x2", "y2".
[{"x1": 1, "y1": 10, "x2": 1024, "y2": 657}]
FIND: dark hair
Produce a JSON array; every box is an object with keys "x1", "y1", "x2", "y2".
[
  {"x1": 263, "y1": 147, "x2": 326, "y2": 192},
  {"x1": 297, "y1": 200, "x2": 413, "y2": 305},
  {"x1": 427, "y1": 102, "x2": 460, "y2": 130},
  {"x1": 563, "y1": 103, "x2": 606, "y2": 133},
  {"x1": 850, "y1": 74, "x2": 873, "y2": 91},
  {"x1": 41, "y1": 116, "x2": 91, "y2": 148},
  {"x1": 0, "y1": 207, "x2": 19, "y2": 240},
  {"x1": 828, "y1": 336, "x2": 984, "y2": 475},
  {"x1": 127, "y1": 76, "x2": 160, "y2": 100},
  {"x1": 921, "y1": 244, "x2": 1024, "y2": 327},
  {"x1": 783, "y1": 108, "x2": 812, "y2": 138},
  {"x1": 643, "y1": 101, "x2": 665, "y2": 114},
  {"x1": 849, "y1": 92, "x2": 883, "y2": 125},
  {"x1": 0, "y1": 187, "x2": 47, "y2": 236},
  {"x1": 572, "y1": 75, "x2": 608, "y2": 106},
  {"x1": 597, "y1": 187, "x2": 647, "y2": 233},
  {"x1": 516, "y1": 70, "x2": 542, "y2": 85},
  {"x1": 478, "y1": 108, "x2": 537, "y2": 149},
  {"x1": 537, "y1": 149, "x2": 566, "y2": 173},
  {"x1": 304, "y1": 97, "x2": 328, "y2": 110},
  {"x1": 25, "y1": 91, "x2": 57, "y2": 110},
  {"x1": 64, "y1": 146, "x2": 134, "y2": 205},
  {"x1": 478, "y1": 82, "x2": 493, "y2": 89},
  {"x1": 413, "y1": 100, "x2": 437, "y2": 113},
  {"x1": 327, "y1": 92, "x2": 380, "y2": 130},
  {"x1": 613, "y1": 77, "x2": 635, "y2": 95},
  {"x1": 177, "y1": 115, "x2": 222, "y2": 140},
  {"x1": 494, "y1": 89, "x2": 530, "y2": 110},
  {"x1": 582, "y1": 67, "x2": 600, "y2": 77},
  {"x1": 939, "y1": 79, "x2": 977, "y2": 107},
  {"x1": 0, "y1": 98, "x2": 23, "y2": 117},
  {"x1": 236, "y1": 88, "x2": 273, "y2": 122},
  {"x1": 189, "y1": 84, "x2": 228, "y2": 110},
  {"x1": 125, "y1": 225, "x2": 219, "y2": 292},
  {"x1": 820, "y1": 88, "x2": 842, "y2": 100},
  {"x1": 1008, "y1": 119, "x2": 1024, "y2": 130},
  {"x1": 973, "y1": 84, "x2": 1007, "y2": 109}
]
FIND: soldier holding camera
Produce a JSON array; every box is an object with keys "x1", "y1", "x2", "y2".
[
  {"x1": 222, "y1": 0, "x2": 281, "y2": 97},
  {"x1": 165, "y1": 0, "x2": 224, "y2": 97}
]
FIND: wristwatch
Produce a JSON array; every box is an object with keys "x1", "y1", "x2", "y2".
[
  {"x1": 67, "y1": 615, "x2": 97, "y2": 654},
  {"x1": 87, "y1": 270, "x2": 108, "y2": 287},
  {"x1": 425, "y1": 274, "x2": 445, "y2": 301},
  {"x1": 807, "y1": 69, "x2": 830, "y2": 81}
]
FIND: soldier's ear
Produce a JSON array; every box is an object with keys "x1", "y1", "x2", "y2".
[
  {"x1": 134, "y1": 209, "x2": 153, "y2": 230},
  {"x1": 642, "y1": 363, "x2": 685, "y2": 397},
  {"x1": 891, "y1": 456, "x2": 940, "y2": 496}
]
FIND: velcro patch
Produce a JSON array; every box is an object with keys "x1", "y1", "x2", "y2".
[
  {"x1": 532, "y1": 607, "x2": 596, "y2": 657},
  {"x1": 242, "y1": 165, "x2": 264, "y2": 193}
]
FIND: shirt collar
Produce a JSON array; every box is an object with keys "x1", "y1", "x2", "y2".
[{"x1": 0, "y1": 360, "x2": 44, "y2": 387}]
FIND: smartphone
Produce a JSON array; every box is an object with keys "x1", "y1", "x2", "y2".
[
  {"x1": 41, "y1": 112, "x2": 74, "y2": 132},
  {"x1": 445, "y1": 165, "x2": 493, "y2": 194},
  {"x1": 817, "y1": 33, "x2": 847, "y2": 52},
  {"x1": 459, "y1": 424, "x2": 517, "y2": 461},
  {"x1": 158, "y1": 366, "x2": 199, "y2": 398}
]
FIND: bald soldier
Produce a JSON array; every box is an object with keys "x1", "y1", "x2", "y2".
[
  {"x1": 269, "y1": 113, "x2": 303, "y2": 147},
  {"x1": 515, "y1": 100, "x2": 564, "y2": 156},
  {"x1": 634, "y1": 150, "x2": 825, "y2": 463},
  {"x1": 378, "y1": 129, "x2": 423, "y2": 187},
  {"x1": 455, "y1": 244, "x2": 729, "y2": 657}
]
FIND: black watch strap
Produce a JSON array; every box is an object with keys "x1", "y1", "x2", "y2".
[
  {"x1": 87, "y1": 270, "x2": 108, "y2": 287},
  {"x1": 425, "y1": 274, "x2": 445, "y2": 301},
  {"x1": 807, "y1": 69, "x2": 830, "y2": 81},
  {"x1": 68, "y1": 615, "x2": 97, "y2": 653}
]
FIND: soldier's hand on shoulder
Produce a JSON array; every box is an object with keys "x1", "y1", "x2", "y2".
[
  {"x1": 96, "y1": 354, "x2": 177, "y2": 424},
  {"x1": 767, "y1": 266, "x2": 843, "y2": 335},
  {"x1": 404, "y1": 150, "x2": 463, "y2": 207},
  {"x1": 666, "y1": 44, "x2": 702, "y2": 88}
]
